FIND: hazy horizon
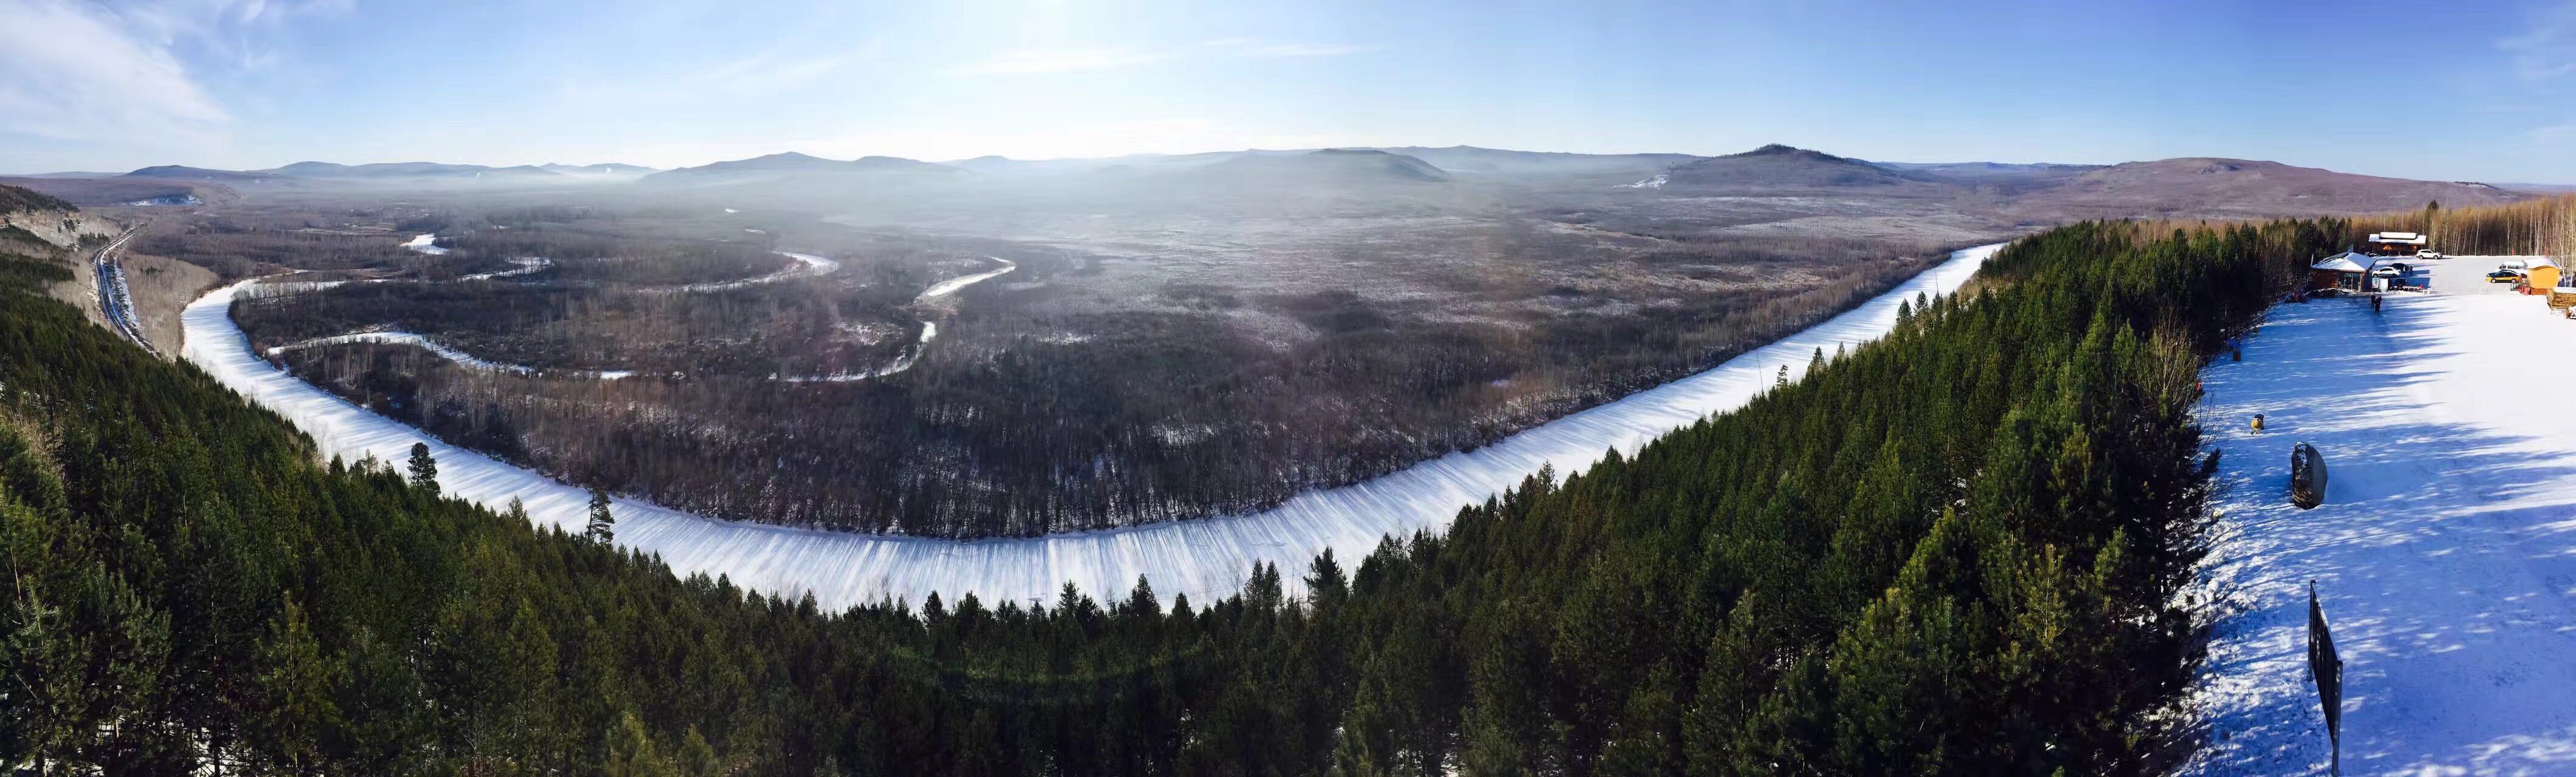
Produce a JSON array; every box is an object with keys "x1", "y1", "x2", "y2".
[
  {"x1": 5, "y1": 0, "x2": 2574, "y2": 183},
  {"x1": 1, "y1": 141, "x2": 2438, "y2": 179}
]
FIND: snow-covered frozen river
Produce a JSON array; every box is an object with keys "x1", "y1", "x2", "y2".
[
  {"x1": 2189, "y1": 256, "x2": 2576, "y2": 775},
  {"x1": 179, "y1": 243, "x2": 1999, "y2": 609},
  {"x1": 265, "y1": 330, "x2": 636, "y2": 380}
]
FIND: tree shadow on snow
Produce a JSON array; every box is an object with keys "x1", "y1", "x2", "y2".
[{"x1": 2187, "y1": 296, "x2": 2576, "y2": 775}]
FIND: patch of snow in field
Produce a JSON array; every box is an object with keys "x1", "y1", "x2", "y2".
[
  {"x1": 2187, "y1": 256, "x2": 2576, "y2": 776},
  {"x1": 677, "y1": 251, "x2": 839, "y2": 292},
  {"x1": 774, "y1": 257, "x2": 1010, "y2": 381},
  {"x1": 181, "y1": 244, "x2": 1995, "y2": 610},
  {"x1": 401, "y1": 233, "x2": 449, "y2": 256},
  {"x1": 1619, "y1": 174, "x2": 1668, "y2": 189},
  {"x1": 459, "y1": 257, "x2": 551, "y2": 282},
  {"x1": 779, "y1": 323, "x2": 932, "y2": 383},
  {"x1": 919, "y1": 257, "x2": 1015, "y2": 299},
  {"x1": 250, "y1": 276, "x2": 390, "y2": 294}
]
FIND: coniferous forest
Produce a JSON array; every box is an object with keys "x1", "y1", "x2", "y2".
[{"x1": 1, "y1": 217, "x2": 2343, "y2": 773}]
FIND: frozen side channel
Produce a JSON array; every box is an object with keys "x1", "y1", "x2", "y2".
[{"x1": 180, "y1": 243, "x2": 2001, "y2": 609}]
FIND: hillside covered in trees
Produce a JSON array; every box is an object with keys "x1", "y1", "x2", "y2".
[{"x1": 3, "y1": 217, "x2": 2337, "y2": 773}]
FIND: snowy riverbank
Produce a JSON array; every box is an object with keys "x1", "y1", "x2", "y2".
[
  {"x1": 2187, "y1": 256, "x2": 2576, "y2": 775},
  {"x1": 265, "y1": 330, "x2": 636, "y2": 380},
  {"x1": 401, "y1": 232, "x2": 449, "y2": 255},
  {"x1": 180, "y1": 243, "x2": 1998, "y2": 609},
  {"x1": 777, "y1": 256, "x2": 1011, "y2": 382},
  {"x1": 678, "y1": 250, "x2": 839, "y2": 291}
]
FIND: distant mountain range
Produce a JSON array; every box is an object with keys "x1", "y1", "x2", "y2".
[
  {"x1": 7, "y1": 143, "x2": 2546, "y2": 218},
  {"x1": 638, "y1": 152, "x2": 961, "y2": 187},
  {"x1": 64, "y1": 160, "x2": 663, "y2": 186}
]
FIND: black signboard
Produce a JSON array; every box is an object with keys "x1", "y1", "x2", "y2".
[{"x1": 2309, "y1": 581, "x2": 2343, "y2": 773}]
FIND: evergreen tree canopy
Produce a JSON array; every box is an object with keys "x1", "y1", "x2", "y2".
[
  {"x1": 407, "y1": 441, "x2": 438, "y2": 492},
  {"x1": 0, "y1": 219, "x2": 2335, "y2": 773}
]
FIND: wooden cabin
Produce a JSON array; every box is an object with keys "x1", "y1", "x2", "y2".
[
  {"x1": 2367, "y1": 231, "x2": 2430, "y2": 254},
  {"x1": 2311, "y1": 253, "x2": 2371, "y2": 291}
]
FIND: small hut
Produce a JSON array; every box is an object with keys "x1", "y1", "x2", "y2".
[
  {"x1": 2311, "y1": 253, "x2": 2371, "y2": 291},
  {"x1": 2525, "y1": 263, "x2": 2561, "y2": 293}
]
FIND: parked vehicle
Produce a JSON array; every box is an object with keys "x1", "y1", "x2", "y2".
[
  {"x1": 2489, "y1": 269, "x2": 2526, "y2": 283},
  {"x1": 2416, "y1": 249, "x2": 2444, "y2": 260}
]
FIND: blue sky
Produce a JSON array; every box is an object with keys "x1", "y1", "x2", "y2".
[{"x1": 4, "y1": 0, "x2": 2574, "y2": 182}]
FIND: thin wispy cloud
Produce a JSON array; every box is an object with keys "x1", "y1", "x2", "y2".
[
  {"x1": 1194, "y1": 39, "x2": 1377, "y2": 58},
  {"x1": 701, "y1": 50, "x2": 864, "y2": 89},
  {"x1": 111, "y1": 0, "x2": 347, "y2": 72},
  {"x1": 2499, "y1": 0, "x2": 2576, "y2": 81},
  {"x1": 0, "y1": 0, "x2": 231, "y2": 144},
  {"x1": 949, "y1": 38, "x2": 1371, "y2": 76},
  {"x1": 555, "y1": 41, "x2": 882, "y2": 112},
  {"x1": 947, "y1": 46, "x2": 1174, "y2": 75}
]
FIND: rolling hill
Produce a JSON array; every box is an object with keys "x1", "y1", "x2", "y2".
[
  {"x1": 2025, "y1": 157, "x2": 2527, "y2": 217},
  {"x1": 124, "y1": 165, "x2": 278, "y2": 183},
  {"x1": 1191, "y1": 148, "x2": 1450, "y2": 185},
  {"x1": 1662, "y1": 144, "x2": 1930, "y2": 190},
  {"x1": 1364, "y1": 145, "x2": 1694, "y2": 180},
  {"x1": 639, "y1": 152, "x2": 966, "y2": 188}
]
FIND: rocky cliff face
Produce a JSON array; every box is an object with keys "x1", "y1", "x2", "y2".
[
  {"x1": 0, "y1": 208, "x2": 117, "y2": 249},
  {"x1": 1, "y1": 183, "x2": 116, "y2": 250}
]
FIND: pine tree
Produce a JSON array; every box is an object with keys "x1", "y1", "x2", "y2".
[
  {"x1": 407, "y1": 442, "x2": 438, "y2": 493},
  {"x1": 587, "y1": 484, "x2": 616, "y2": 544}
]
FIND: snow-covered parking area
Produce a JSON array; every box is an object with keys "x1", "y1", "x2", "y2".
[{"x1": 2190, "y1": 256, "x2": 2576, "y2": 775}]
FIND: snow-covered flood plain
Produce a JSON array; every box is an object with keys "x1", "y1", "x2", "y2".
[
  {"x1": 265, "y1": 331, "x2": 636, "y2": 380},
  {"x1": 180, "y1": 243, "x2": 1998, "y2": 610},
  {"x1": 401, "y1": 232, "x2": 449, "y2": 255},
  {"x1": 2189, "y1": 256, "x2": 2576, "y2": 775}
]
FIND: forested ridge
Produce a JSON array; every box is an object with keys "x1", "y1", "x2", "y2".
[
  {"x1": 3, "y1": 218, "x2": 2338, "y2": 774},
  {"x1": 1, "y1": 184, "x2": 76, "y2": 215}
]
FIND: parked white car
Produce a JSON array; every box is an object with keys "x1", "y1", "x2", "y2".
[{"x1": 2416, "y1": 249, "x2": 2444, "y2": 260}]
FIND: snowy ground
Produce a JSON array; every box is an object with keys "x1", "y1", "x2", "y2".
[
  {"x1": 458, "y1": 257, "x2": 550, "y2": 281},
  {"x1": 265, "y1": 330, "x2": 636, "y2": 380},
  {"x1": 2189, "y1": 256, "x2": 2576, "y2": 776},
  {"x1": 778, "y1": 257, "x2": 1012, "y2": 382},
  {"x1": 180, "y1": 244, "x2": 1997, "y2": 610},
  {"x1": 676, "y1": 250, "x2": 839, "y2": 291},
  {"x1": 401, "y1": 232, "x2": 449, "y2": 255},
  {"x1": 918, "y1": 257, "x2": 1014, "y2": 299}
]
